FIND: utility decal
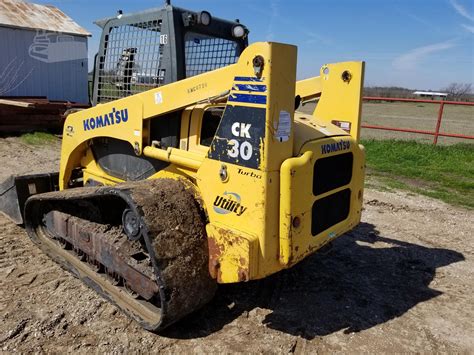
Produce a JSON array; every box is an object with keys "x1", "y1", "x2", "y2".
[
  {"x1": 213, "y1": 192, "x2": 247, "y2": 216},
  {"x1": 321, "y1": 140, "x2": 351, "y2": 154},
  {"x1": 83, "y1": 108, "x2": 128, "y2": 131},
  {"x1": 208, "y1": 106, "x2": 265, "y2": 169}
]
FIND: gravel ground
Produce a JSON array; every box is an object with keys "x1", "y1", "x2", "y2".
[{"x1": 0, "y1": 137, "x2": 473, "y2": 353}]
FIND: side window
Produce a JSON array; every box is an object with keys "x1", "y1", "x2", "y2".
[
  {"x1": 184, "y1": 32, "x2": 239, "y2": 78},
  {"x1": 200, "y1": 107, "x2": 224, "y2": 147}
]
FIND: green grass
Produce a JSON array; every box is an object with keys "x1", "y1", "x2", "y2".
[
  {"x1": 361, "y1": 139, "x2": 474, "y2": 208},
  {"x1": 21, "y1": 132, "x2": 58, "y2": 145}
]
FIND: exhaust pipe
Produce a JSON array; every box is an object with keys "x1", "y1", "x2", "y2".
[{"x1": 0, "y1": 173, "x2": 59, "y2": 225}]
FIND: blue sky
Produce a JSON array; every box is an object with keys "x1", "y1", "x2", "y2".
[{"x1": 35, "y1": 0, "x2": 474, "y2": 90}]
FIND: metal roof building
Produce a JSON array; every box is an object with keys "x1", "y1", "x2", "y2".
[
  {"x1": 0, "y1": 0, "x2": 91, "y2": 103},
  {"x1": 413, "y1": 91, "x2": 448, "y2": 99}
]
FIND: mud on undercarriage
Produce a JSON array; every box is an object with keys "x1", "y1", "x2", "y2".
[{"x1": 24, "y1": 179, "x2": 216, "y2": 331}]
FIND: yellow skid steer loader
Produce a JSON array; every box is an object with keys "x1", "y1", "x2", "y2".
[{"x1": 0, "y1": 2, "x2": 365, "y2": 331}]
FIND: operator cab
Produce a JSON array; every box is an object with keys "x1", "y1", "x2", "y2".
[{"x1": 92, "y1": 2, "x2": 249, "y2": 105}]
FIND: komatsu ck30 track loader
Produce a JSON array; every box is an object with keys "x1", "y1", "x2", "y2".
[{"x1": 0, "y1": 2, "x2": 366, "y2": 331}]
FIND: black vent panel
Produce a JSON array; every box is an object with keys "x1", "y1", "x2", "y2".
[
  {"x1": 313, "y1": 153, "x2": 353, "y2": 196},
  {"x1": 311, "y1": 188, "x2": 351, "y2": 236}
]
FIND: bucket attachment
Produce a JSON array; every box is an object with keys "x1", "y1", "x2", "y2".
[{"x1": 0, "y1": 173, "x2": 59, "y2": 225}]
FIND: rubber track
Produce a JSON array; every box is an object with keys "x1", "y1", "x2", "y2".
[{"x1": 24, "y1": 179, "x2": 216, "y2": 331}]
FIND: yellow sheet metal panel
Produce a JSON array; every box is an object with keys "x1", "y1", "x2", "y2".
[
  {"x1": 262, "y1": 43, "x2": 297, "y2": 172},
  {"x1": 206, "y1": 223, "x2": 258, "y2": 283},
  {"x1": 60, "y1": 99, "x2": 145, "y2": 189},
  {"x1": 279, "y1": 150, "x2": 313, "y2": 265},
  {"x1": 196, "y1": 42, "x2": 298, "y2": 281},
  {"x1": 312, "y1": 61, "x2": 365, "y2": 142},
  {"x1": 143, "y1": 146, "x2": 204, "y2": 170},
  {"x1": 295, "y1": 76, "x2": 322, "y2": 102},
  {"x1": 179, "y1": 107, "x2": 192, "y2": 151},
  {"x1": 187, "y1": 104, "x2": 217, "y2": 155},
  {"x1": 292, "y1": 113, "x2": 348, "y2": 156},
  {"x1": 280, "y1": 136, "x2": 365, "y2": 266}
]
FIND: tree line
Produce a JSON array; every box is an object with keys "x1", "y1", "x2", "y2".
[{"x1": 364, "y1": 83, "x2": 473, "y2": 101}]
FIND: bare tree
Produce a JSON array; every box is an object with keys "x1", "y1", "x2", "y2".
[{"x1": 443, "y1": 83, "x2": 472, "y2": 101}]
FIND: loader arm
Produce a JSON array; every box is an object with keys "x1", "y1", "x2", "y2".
[
  {"x1": 295, "y1": 62, "x2": 365, "y2": 142},
  {"x1": 62, "y1": 54, "x2": 365, "y2": 190},
  {"x1": 61, "y1": 43, "x2": 263, "y2": 190}
]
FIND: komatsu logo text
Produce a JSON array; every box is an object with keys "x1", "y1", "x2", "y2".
[
  {"x1": 213, "y1": 192, "x2": 247, "y2": 216},
  {"x1": 83, "y1": 108, "x2": 129, "y2": 131},
  {"x1": 321, "y1": 140, "x2": 350, "y2": 154}
]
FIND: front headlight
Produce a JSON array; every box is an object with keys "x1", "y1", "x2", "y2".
[
  {"x1": 198, "y1": 11, "x2": 212, "y2": 26},
  {"x1": 232, "y1": 24, "x2": 247, "y2": 38}
]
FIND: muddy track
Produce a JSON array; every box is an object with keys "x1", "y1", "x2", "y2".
[{"x1": 0, "y1": 137, "x2": 473, "y2": 352}]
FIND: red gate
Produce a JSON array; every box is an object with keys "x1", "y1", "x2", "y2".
[{"x1": 362, "y1": 97, "x2": 474, "y2": 144}]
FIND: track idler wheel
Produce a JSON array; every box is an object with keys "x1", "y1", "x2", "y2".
[{"x1": 122, "y1": 209, "x2": 141, "y2": 241}]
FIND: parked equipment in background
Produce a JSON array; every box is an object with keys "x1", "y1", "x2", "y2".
[{"x1": 0, "y1": 2, "x2": 366, "y2": 332}]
